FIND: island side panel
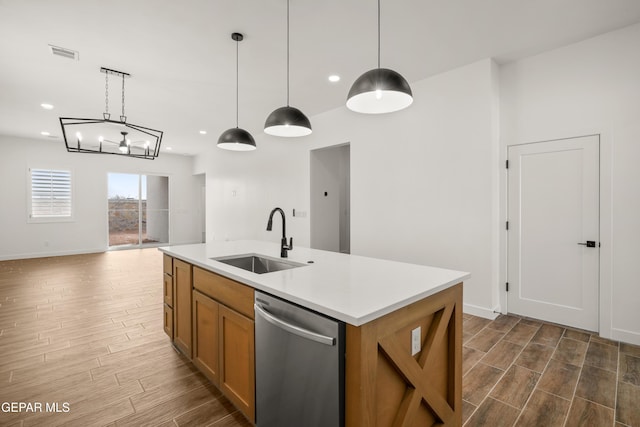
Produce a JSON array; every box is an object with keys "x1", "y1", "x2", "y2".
[{"x1": 345, "y1": 283, "x2": 463, "y2": 427}]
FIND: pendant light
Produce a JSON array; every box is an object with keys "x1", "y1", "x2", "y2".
[
  {"x1": 59, "y1": 67, "x2": 163, "y2": 160},
  {"x1": 346, "y1": 0, "x2": 413, "y2": 114},
  {"x1": 218, "y1": 33, "x2": 257, "y2": 151},
  {"x1": 264, "y1": 0, "x2": 312, "y2": 137}
]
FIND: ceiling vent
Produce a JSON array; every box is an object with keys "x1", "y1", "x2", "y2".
[{"x1": 49, "y1": 44, "x2": 79, "y2": 60}]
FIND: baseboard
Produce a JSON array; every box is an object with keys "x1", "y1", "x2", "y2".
[
  {"x1": 0, "y1": 247, "x2": 107, "y2": 261},
  {"x1": 611, "y1": 327, "x2": 640, "y2": 346},
  {"x1": 463, "y1": 303, "x2": 500, "y2": 320}
]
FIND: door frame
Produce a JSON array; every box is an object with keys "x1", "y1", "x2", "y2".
[
  {"x1": 505, "y1": 135, "x2": 600, "y2": 330},
  {"x1": 310, "y1": 143, "x2": 351, "y2": 254},
  {"x1": 501, "y1": 133, "x2": 613, "y2": 338}
]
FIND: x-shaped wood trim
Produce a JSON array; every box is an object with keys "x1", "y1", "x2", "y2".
[{"x1": 379, "y1": 302, "x2": 456, "y2": 426}]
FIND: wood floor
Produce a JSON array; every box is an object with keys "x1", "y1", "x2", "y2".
[
  {"x1": 0, "y1": 249, "x2": 638, "y2": 426},
  {"x1": 462, "y1": 313, "x2": 640, "y2": 426},
  {"x1": 0, "y1": 249, "x2": 251, "y2": 427}
]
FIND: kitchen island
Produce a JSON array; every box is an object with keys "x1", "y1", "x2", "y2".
[{"x1": 159, "y1": 240, "x2": 469, "y2": 426}]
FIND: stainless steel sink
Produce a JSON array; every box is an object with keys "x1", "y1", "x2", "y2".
[{"x1": 212, "y1": 254, "x2": 305, "y2": 274}]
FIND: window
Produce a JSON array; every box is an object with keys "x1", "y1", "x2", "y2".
[{"x1": 28, "y1": 168, "x2": 73, "y2": 222}]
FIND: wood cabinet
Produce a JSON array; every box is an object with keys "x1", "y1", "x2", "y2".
[
  {"x1": 163, "y1": 253, "x2": 462, "y2": 426},
  {"x1": 192, "y1": 266, "x2": 255, "y2": 423},
  {"x1": 163, "y1": 273, "x2": 173, "y2": 306},
  {"x1": 163, "y1": 304, "x2": 174, "y2": 339},
  {"x1": 193, "y1": 267, "x2": 254, "y2": 318},
  {"x1": 219, "y1": 304, "x2": 255, "y2": 421},
  {"x1": 173, "y1": 258, "x2": 193, "y2": 358},
  {"x1": 192, "y1": 290, "x2": 219, "y2": 386},
  {"x1": 345, "y1": 283, "x2": 463, "y2": 427},
  {"x1": 162, "y1": 255, "x2": 174, "y2": 339}
]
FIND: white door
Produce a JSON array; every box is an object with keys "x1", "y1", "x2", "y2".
[{"x1": 507, "y1": 135, "x2": 599, "y2": 331}]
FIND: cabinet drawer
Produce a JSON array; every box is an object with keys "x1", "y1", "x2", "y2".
[
  {"x1": 163, "y1": 273, "x2": 173, "y2": 306},
  {"x1": 163, "y1": 304, "x2": 173, "y2": 339},
  {"x1": 163, "y1": 254, "x2": 173, "y2": 275},
  {"x1": 193, "y1": 267, "x2": 254, "y2": 319}
]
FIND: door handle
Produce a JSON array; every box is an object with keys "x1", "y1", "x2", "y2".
[
  {"x1": 254, "y1": 303, "x2": 335, "y2": 346},
  {"x1": 577, "y1": 241, "x2": 597, "y2": 247}
]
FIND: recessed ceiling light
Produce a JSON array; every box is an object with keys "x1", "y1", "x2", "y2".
[
  {"x1": 40, "y1": 131, "x2": 50, "y2": 136},
  {"x1": 328, "y1": 75, "x2": 340, "y2": 83},
  {"x1": 199, "y1": 130, "x2": 207, "y2": 135},
  {"x1": 41, "y1": 103, "x2": 54, "y2": 110},
  {"x1": 166, "y1": 147, "x2": 173, "y2": 150}
]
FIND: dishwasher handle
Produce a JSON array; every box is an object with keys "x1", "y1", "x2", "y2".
[{"x1": 254, "y1": 303, "x2": 336, "y2": 346}]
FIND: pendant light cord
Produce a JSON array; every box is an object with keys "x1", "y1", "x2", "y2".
[
  {"x1": 121, "y1": 74, "x2": 126, "y2": 118},
  {"x1": 377, "y1": 0, "x2": 381, "y2": 69},
  {"x1": 236, "y1": 35, "x2": 240, "y2": 128},
  {"x1": 286, "y1": 0, "x2": 290, "y2": 106},
  {"x1": 104, "y1": 72, "x2": 109, "y2": 116}
]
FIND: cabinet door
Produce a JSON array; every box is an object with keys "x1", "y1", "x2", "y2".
[
  {"x1": 219, "y1": 305, "x2": 255, "y2": 423},
  {"x1": 173, "y1": 259, "x2": 192, "y2": 358},
  {"x1": 163, "y1": 273, "x2": 173, "y2": 307},
  {"x1": 163, "y1": 304, "x2": 173, "y2": 339},
  {"x1": 192, "y1": 291, "x2": 219, "y2": 386}
]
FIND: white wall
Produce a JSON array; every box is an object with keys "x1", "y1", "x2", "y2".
[
  {"x1": 500, "y1": 23, "x2": 640, "y2": 344},
  {"x1": 0, "y1": 136, "x2": 202, "y2": 260},
  {"x1": 192, "y1": 137, "x2": 310, "y2": 248},
  {"x1": 196, "y1": 59, "x2": 501, "y2": 318},
  {"x1": 308, "y1": 59, "x2": 500, "y2": 317}
]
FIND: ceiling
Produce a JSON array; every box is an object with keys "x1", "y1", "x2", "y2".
[{"x1": 2, "y1": 0, "x2": 640, "y2": 156}]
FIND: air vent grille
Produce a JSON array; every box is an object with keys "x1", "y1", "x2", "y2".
[{"x1": 49, "y1": 44, "x2": 79, "y2": 60}]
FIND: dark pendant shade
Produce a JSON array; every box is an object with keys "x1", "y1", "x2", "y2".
[
  {"x1": 217, "y1": 127, "x2": 256, "y2": 151},
  {"x1": 218, "y1": 33, "x2": 256, "y2": 152},
  {"x1": 346, "y1": 67, "x2": 413, "y2": 114},
  {"x1": 264, "y1": 106, "x2": 312, "y2": 137},
  {"x1": 264, "y1": 0, "x2": 311, "y2": 138}
]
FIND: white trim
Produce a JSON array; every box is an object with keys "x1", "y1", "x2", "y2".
[
  {"x1": 610, "y1": 328, "x2": 640, "y2": 346},
  {"x1": 464, "y1": 303, "x2": 500, "y2": 320},
  {"x1": 0, "y1": 247, "x2": 106, "y2": 261},
  {"x1": 598, "y1": 129, "x2": 613, "y2": 340}
]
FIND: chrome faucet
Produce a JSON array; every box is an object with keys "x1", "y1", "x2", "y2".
[{"x1": 266, "y1": 207, "x2": 293, "y2": 258}]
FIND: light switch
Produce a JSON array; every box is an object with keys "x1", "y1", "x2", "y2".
[{"x1": 411, "y1": 327, "x2": 421, "y2": 356}]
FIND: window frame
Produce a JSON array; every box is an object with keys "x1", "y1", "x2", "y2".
[{"x1": 27, "y1": 167, "x2": 75, "y2": 223}]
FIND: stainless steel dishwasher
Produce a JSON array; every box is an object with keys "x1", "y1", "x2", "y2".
[{"x1": 254, "y1": 291, "x2": 345, "y2": 427}]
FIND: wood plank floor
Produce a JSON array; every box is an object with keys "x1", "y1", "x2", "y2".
[
  {"x1": 1, "y1": 249, "x2": 638, "y2": 426},
  {"x1": 462, "y1": 313, "x2": 640, "y2": 426},
  {"x1": 0, "y1": 249, "x2": 251, "y2": 427}
]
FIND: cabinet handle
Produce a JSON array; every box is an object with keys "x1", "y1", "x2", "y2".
[{"x1": 254, "y1": 304, "x2": 335, "y2": 346}]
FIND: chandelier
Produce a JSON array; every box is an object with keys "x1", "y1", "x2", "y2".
[{"x1": 59, "y1": 67, "x2": 163, "y2": 160}]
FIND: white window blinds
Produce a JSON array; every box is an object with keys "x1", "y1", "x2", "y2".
[{"x1": 30, "y1": 168, "x2": 72, "y2": 218}]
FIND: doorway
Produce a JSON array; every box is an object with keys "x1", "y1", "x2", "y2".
[
  {"x1": 507, "y1": 135, "x2": 600, "y2": 331},
  {"x1": 310, "y1": 144, "x2": 350, "y2": 253},
  {"x1": 108, "y1": 173, "x2": 169, "y2": 248}
]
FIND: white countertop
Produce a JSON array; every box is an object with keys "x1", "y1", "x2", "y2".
[{"x1": 159, "y1": 240, "x2": 469, "y2": 326}]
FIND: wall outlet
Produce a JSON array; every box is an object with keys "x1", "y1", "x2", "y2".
[{"x1": 411, "y1": 326, "x2": 421, "y2": 356}]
